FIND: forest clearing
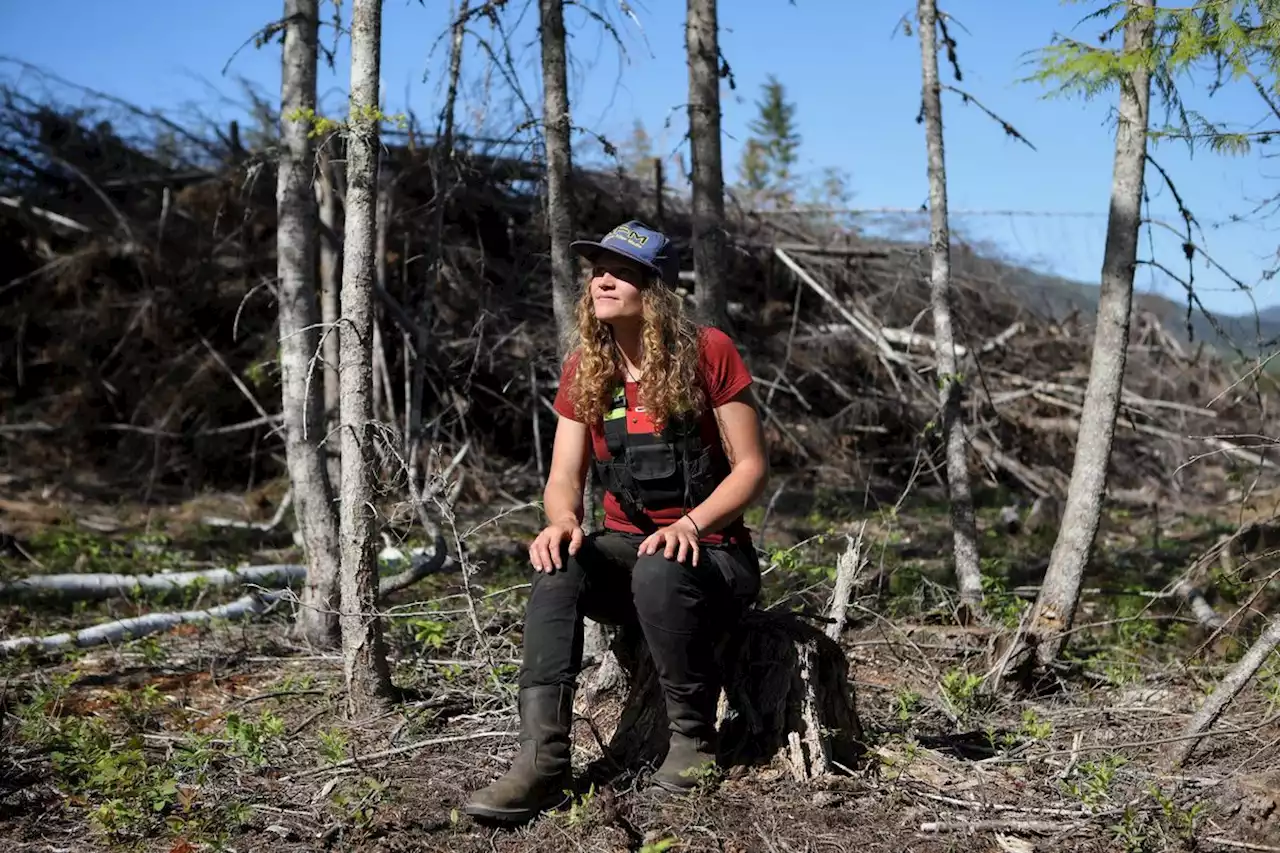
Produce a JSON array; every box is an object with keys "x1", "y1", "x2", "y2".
[{"x1": 4, "y1": 1, "x2": 1280, "y2": 851}]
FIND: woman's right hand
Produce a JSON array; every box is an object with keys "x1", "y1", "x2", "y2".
[{"x1": 529, "y1": 521, "x2": 584, "y2": 573}]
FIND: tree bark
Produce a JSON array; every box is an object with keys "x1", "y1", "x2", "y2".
[
  {"x1": 1164, "y1": 615, "x2": 1280, "y2": 769},
  {"x1": 918, "y1": 0, "x2": 983, "y2": 616},
  {"x1": 277, "y1": 0, "x2": 342, "y2": 649},
  {"x1": 539, "y1": 0, "x2": 577, "y2": 356},
  {"x1": 315, "y1": 145, "x2": 343, "y2": 490},
  {"x1": 539, "y1": 0, "x2": 607, "y2": 659},
  {"x1": 1025, "y1": 0, "x2": 1153, "y2": 670},
  {"x1": 340, "y1": 0, "x2": 395, "y2": 716},
  {"x1": 685, "y1": 0, "x2": 727, "y2": 328}
]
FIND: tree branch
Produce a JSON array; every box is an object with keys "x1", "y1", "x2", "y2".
[{"x1": 938, "y1": 84, "x2": 1036, "y2": 150}]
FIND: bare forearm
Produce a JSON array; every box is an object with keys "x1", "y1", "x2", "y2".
[
  {"x1": 685, "y1": 461, "x2": 767, "y2": 536},
  {"x1": 543, "y1": 477, "x2": 583, "y2": 527}
]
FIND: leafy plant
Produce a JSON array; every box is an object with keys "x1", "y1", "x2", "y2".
[
  {"x1": 939, "y1": 668, "x2": 986, "y2": 720},
  {"x1": 1064, "y1": 753, "x2": 1127, "y2": 809},
  {"x1": 1018, "y1": 708, "x2": 1053, "y2": 741},
  {"x1": 318, "y1": 726, "x2": 348, "y2": 766},
  {"x1": 223, "y1": 710, "x2": 285, "y2": 767},
  {"x1": 892, "y1": 688, "x2": 923, "y2": 722},
  {"x1": 328, "y1": 776, "x2": 391, "y2": 834},
  {"x1": 406, "y1": 617, "x2": 449, "y2": 650}
]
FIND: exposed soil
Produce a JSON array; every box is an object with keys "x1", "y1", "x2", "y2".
[{"x1": 3, "y1": 490, "x2": 1278, "y2": 853}]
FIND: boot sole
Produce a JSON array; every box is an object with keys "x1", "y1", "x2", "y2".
[{"x1": 461, "y1": 793, "x2": 570, "y2": 824}]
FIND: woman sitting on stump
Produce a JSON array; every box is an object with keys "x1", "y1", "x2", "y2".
[{"x1": 463, "y1": 220, "x2": 768, "y2": 823}]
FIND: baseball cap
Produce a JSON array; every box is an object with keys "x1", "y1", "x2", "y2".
[{"x1": 570, "y1": 220, "x2": 680, "y2": 287}]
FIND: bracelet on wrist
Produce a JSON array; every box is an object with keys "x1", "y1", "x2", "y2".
[{"x1": 684, "y1": 514, "x2": 701, "y2": 537}]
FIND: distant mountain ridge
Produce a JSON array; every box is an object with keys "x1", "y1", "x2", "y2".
[{"x1": 994, "y1": 262, "x2": 1280, "y2": 358}]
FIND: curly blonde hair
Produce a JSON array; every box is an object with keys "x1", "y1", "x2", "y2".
[{"x1": 567, "y1": 276, "x2": 703, "y2": 432}]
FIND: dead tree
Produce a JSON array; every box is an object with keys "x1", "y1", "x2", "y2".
[
  {"x1": 277, "y1": 0, "x2": 342, "y2": 648},
  {"x1": 339, "y1": 0, "x2": 395, "y2": 716},
  {"x1": 1020, "y1": 0, "x2": 1153, "y2": 672},
  {"x1": 685, "y1": 0, "x2": 728, "y2": 329},
  {"x1": 917, "y1": 0, "x2": 983, "y2": 617},
  {"x1": 1, "y1": 591, "x2": 289, "y2": 657}
]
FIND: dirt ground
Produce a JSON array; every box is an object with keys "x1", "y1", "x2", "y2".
[{"x1": 2, "y1": 488, "x2": 1279, "y2": 853}]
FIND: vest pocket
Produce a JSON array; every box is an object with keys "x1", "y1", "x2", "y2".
[{"x1": 624, "y1": 440, "x2": 681, "y2": 504}]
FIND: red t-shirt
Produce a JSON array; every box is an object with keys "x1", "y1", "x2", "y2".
[{"x1": 552, "y1": 326, "x2": 754, "y2": 544}]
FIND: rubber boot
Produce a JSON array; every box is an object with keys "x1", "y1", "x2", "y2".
[
  {"x1": 462, "y1": 684, "x2": 574, "y2": 823},
  {"x1": 650, "y1": 683, "x2": 720, "y2": 792}
]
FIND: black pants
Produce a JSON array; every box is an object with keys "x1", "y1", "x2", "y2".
[{"x1": 518, "y1": 531, "x2": 760, "y2": 720}]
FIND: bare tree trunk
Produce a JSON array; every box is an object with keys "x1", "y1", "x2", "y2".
[
  {"x1": 539, "y1": 0, "x2": 577, "y2": 356},
  {"x1": 409, "y1": 0, "x2": 468, "y2": 492},
  {"x1": 340, "y1": 0, "x2": 394, "y2": 716},
  {"x1": 277, "y1": 0, "x2": 342, "y2": 648},
  {"x1": 1164, "y1": 615, "x2": 1280, "y2": 768},
  {"x1": 372, "y1": 182, "x2": 396, "y2": 432},
  {"x1": 918, "y1": 0, "x2": 983, "y2": 617},
  {"x1": 539, "y1": 0, "x2": 606, "y2": 659},
  {"x1": 685, "y1": 0, "x2": 727, "y2": 329},
  {"x1": 315, "y1": 145, "x2": 343, "y2": 490},
  {"x1": 1024, "y1": 0, "x2": 1153, "y2": 671}
]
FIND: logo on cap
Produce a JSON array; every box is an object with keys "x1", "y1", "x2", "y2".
[{"x1": 606, "y1": 226, "x2": 650, "y2": 249}]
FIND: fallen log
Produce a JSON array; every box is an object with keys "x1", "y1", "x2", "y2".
[
  {"x1": 1173, "y1": 578, "x2": 1226, "y2": 630},
  {"x1": 0, "y1": 533, "x2": 451, "y2": 602},
  {"x1": 0, "y1": 563, "x2": 307, "y2": 601},
  {"x1": 575, "y1": 608, "x2": 864, "y2": 783},
  {"x1": 1175, "y1": 520, "x2": 1280, "y2": 636},
  {"x1": 0, "y1": 590, "x2": 284, "y2": 655},
  {"x1": 0, "y1": 536, "x2": 454, "y2": 655}
]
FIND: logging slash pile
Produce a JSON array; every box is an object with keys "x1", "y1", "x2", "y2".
[{"x1": 1, "y1": 71, "x2": 1278, "y2": 514}]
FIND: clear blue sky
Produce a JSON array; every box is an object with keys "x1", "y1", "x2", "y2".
[{"x1": 3, "y1": 0, "x2": 1278, "y2": 319}]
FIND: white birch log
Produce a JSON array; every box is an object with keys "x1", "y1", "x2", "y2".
[
  {"x1": 0, "y1": 564, "x2": 307, "y2": 601},
  {"x1": 0, "y1": 591, "x2": 284, "y2": 655},
  {"x1": 2, "y1": 532, "x2": 451, "y2": 603},
  {"x1": 0, "y1": 538, "x2": 452, "y2": 655}
]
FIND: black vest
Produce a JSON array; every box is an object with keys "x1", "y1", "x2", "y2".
[{"x1": 591, "y1": 385, "x2": 728, "y2": 534}]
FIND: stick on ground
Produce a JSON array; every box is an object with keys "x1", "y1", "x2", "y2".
[{"x1": 1164, "y1": 615, "x2": 1280, "y2": 768}]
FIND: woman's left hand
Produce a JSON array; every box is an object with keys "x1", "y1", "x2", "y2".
[{"x1": 637, "y1": 516, "x2": 701, "y2": 566}]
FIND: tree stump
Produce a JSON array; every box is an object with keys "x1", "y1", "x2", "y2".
[{"x1": 573, "y1": 608, "x2": 864, "y2": 783}]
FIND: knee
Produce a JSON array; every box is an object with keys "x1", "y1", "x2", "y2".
[
  {"x1": 631, "y1": 554, "x2": 691, "y2": 620},
  {"x1": 527, "y1": 547, "x2": 587, "y2": 601}
]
